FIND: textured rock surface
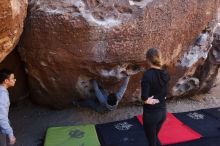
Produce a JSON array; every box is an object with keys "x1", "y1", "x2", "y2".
[
  {"x1": 0, "y1": 0, "x2": 28, "y2": 62},
  {"x1": 19, "y1": 0, "x2": 220, "y2": 108}
]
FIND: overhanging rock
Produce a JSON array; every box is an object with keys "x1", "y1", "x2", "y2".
[{"x1": 19, "y1": 0, "x2": 220, "y2": 108}]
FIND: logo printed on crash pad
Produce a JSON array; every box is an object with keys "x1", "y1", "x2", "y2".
[
  {"x1": 114, "y1": 122, "x2": 133, "y2": 130},
  {"x1": 69, "y1": 129, "x2": 85, "y2": 138},
  {"x1": 187, "y1": 112, "x2": 204, "y2": 120}
]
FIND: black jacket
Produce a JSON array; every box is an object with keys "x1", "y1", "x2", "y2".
[{"x1": 141, "y1": 68, "x2": 170, "y2": 111}]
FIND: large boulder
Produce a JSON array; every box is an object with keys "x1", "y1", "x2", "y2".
[
  {"x1": 19, "y1": 0, "x2": 220, "y2": 108},
  {"x1": 0, "y1": 0, "x2": 28, "y2": 62}
]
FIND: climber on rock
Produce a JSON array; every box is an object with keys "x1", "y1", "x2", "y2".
[{"x1": 73, "y1": 75, "x2": 130, "y2": 113}]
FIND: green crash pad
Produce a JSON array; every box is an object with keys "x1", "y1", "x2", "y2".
[{"x1": 44, "y1": 124, "x2": 100, "y2": 146}]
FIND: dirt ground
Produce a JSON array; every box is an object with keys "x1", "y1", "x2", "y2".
[{"x1": 9, "y1": 74, "x2": 220, "y2": 146}]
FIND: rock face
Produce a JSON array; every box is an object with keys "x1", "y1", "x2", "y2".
[
  {"x1": 0, "y1": 0, "x2": 28, "y2": 62},
  {"x1": 19, "y1": 0, "x2": 220, "y2": 108}
]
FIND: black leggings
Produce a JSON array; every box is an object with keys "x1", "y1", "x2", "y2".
[
  {"x1": 143, "y1": 110, "x2": 166, "y2": 146},
  {"x1": 78, "y1": 99, "x2": 107, "y2": 113}
]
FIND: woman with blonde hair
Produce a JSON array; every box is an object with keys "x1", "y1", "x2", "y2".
[{"x1": 141, "y1": 48, "x2": 170, "y2": 146}]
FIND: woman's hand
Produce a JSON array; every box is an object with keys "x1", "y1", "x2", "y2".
[{"x1": 144, "y1": 96, "x2": 160, "y2": 105}]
